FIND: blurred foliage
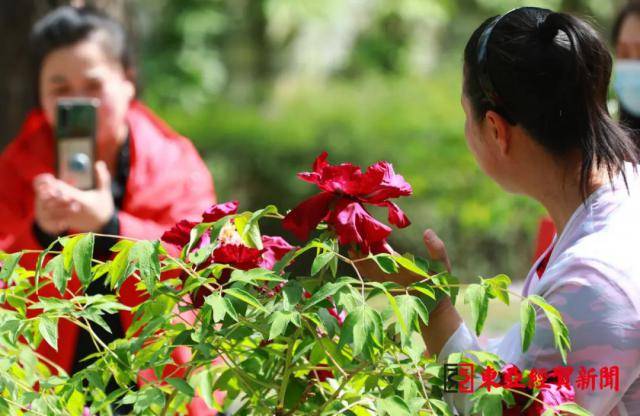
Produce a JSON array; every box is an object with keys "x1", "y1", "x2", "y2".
[{"x1": 135, "y1": 0, "x2": 626, "y2": 281}]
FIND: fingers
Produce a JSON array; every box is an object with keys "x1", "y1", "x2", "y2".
[
  {"x1": 43, "y1": 197, "x2": 76, "y2": 216},
  {"x1": 34, "y1": 173, "x2": 80, "y2": 202},
  {"x1": 33, "y1": 173, "x2": 55, "y2": 189},
  {"x1": 95, "y1": 161, "x2": 111, "y2": 191},
  {"x1": 423, "y1": 229, "x2": 451, "y2": 273},
  {"x1": 34, "y1": 197, "x2": 69, "y2": 235}
]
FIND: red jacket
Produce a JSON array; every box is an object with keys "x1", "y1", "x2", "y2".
[{"x1": 0, "y1": 102, "x2": 217, "y2": 409}]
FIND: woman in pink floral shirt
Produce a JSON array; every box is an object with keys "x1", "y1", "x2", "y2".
[{"x1": 375, "y1": 7, "x2": 640, "y2": 415}]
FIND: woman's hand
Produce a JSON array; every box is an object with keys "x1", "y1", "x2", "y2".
[
  {"x1": 32, "y1": 161, "x2": 115, "y2": 234},
  {"x1": 33, "y1": 174, "x2": 74, "y2": 235}
]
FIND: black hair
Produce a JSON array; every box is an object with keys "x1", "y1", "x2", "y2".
[
  {"x1": 29, "y1": 6, "x2": 136, "y2": 101},
  {"x1": 464, "y1": 7, "x2": 638, "y2": 199}
]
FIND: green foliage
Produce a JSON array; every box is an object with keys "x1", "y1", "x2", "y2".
[{"x1": 0, "y1": 203, "x2": 587, "y2": 415}]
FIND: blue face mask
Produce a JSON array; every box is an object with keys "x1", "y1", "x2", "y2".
[{"x1": 614, "y1": 60, "x2": 640, "y2": 117}]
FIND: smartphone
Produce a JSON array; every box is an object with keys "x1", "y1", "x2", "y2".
[{"x1": 56, "y1": 98, "x2": 98, "y2": 190}]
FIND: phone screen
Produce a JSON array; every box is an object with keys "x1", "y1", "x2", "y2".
[{"x1": 56, "y1": 99, "x2": 98, "y2": 190}]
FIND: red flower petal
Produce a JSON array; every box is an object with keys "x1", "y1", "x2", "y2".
[
  {"x1": 368, "y1": 240, "x2": 394, "y2": 254},
  {"x1": 359, "y1": 162, "x2": 412, "y2": 202},
  {"x1": 260, "y1": 236, "x2": 295, "y2": 270},
  {"x1": 212, "y1": 243, "x2": 264, "y2": 271},
  {"x1": 532, "y1": 384, "x2": 575, "y2": 414},
  {"x1": 328, "y1": 198, "x2": 391, "y2": 247},
  {"x1": 202, "y1": 200, "x2": 239, "y2": 222},
  {"x1": 297, "y1": 153, "x2": 365, "y2": 193},
  {"x1": 283, "y1": 192, "x2": 335, "y2": 241},
  {"x1": 296, "y1": 152, "x2": 329, "y2": 185},
  {"x1": 161, "y1": 220, "x2": 198, "y2": 247},
  {"x1": 373, "y1": 201, "x2": 411, "y2": 228},
  {"x1": 313, "y1": 151, "x2": 330, "y2": 173}
]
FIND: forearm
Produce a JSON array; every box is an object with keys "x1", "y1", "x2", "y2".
[{"x1": 421, "y1": 297, "x2": 463, "y2": 357}]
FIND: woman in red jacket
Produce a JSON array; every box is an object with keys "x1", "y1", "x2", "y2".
[{"x1": 0, "y1": 6, "x2": 217, "y2": 410}]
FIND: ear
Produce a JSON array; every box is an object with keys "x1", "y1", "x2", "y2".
[
  {"x1": 124, "y1": 78, "x2": 136, "y2": 101},
  {"x1": 122, "y1": 68, "x2": 137, "y2": 101},
  {"x1": 484, "y1": 110, "x2": 511, "y2": 156}
]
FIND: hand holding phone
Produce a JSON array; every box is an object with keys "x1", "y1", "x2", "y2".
[{"x1": 33, "y1": 161, "x2": 115, "y2": 233}]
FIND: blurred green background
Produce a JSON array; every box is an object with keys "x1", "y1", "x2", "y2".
[{"x1": 136, "y1": 0, "x2": 625, "y2": 283}]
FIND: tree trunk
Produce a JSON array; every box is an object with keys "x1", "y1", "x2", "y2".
[{"x1": 0, "y1": 0, "x2": 130, "y2": 150}]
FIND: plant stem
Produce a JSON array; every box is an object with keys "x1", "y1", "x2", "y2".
[{"x1": 277, "y1": 333, "x2": 298, "y2": 412}]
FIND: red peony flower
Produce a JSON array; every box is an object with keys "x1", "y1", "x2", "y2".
[
  {"x1": 530, "y1": 383, "x2": 575, "y2": 414},
  {"x1": 310, "y1": 364, "x2": 334, "y2": 382},
  {"x1": 283, "y1": 152, "x2": 412, "y2": 253},
  {"x1": 202, "y1": 200, "x2": 239, "y2": 223},
  {"x1": 327, "y1": 307, "x2": 346, "y2": 327},
  {"x1": 161, "y1": 219, "x2": 199, "y2": 248},
  {"x1": 161, "y1": 201, "x2": 240, "y2": 250},
  {"x1": 163, "y1": 201, "x2": 296, "y2": 308},
  {"x1": 260, "y1": 236, "x2": 295, "y2": 270},
  {"x1": 502, "y1": 364, "x2": 576, "y2": 415},
  {"x1": 212, "y1": 244, "x2": 264, "y2": 271}
]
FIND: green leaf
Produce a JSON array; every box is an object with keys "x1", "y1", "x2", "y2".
[
  {"x1": 268, "y1": 311, "x2": 300, "y2": 339},
  {"x1": 396, "y1": 295, "x2": 429, "y2": 333},
  {"x1": 472, "y1": 390, "x2": 504, "y2": 416},
  {"x1": 528, "y1": 295, "x2": 571, "y2": 363},
  {"x1": 553, "y1": 403, "x2": 592, "y2": 416},
  {"x1": 185, "y1": 222, "x2": 213, "y2": 255},
  {"x1": 392, "y1": 255, "x2": 430, "y2": 278},
  {"x1": 73, "y1": 233, "x2": 95, "y2": 288},
  {"x1": 229, "y1": 268, "x2": 285, "y2": 285},
  {"x1": 108, "y1": 241, "x2": 135, "y2": 290},
  {"x1": 484, "y1": 274, "x2": 511, "y2": 305},
  {"x1": 520, "y1": 300, "x2": 536, "y2": 352},
  {"x1": 188, "y1": 243, "x2": 215, "y2": 266},
  {"x1": 44, "y1": 255, "x2": 69, "y2": 295},
  {"x1": 38, "y1": 316, "x2": 59, "y2": 351},
  {"x1": 464, "y1": 284, "x2": 489, "y2": 336},
  {"x1": 224, "y1": 287, "x2": 266, "y2": 312},
  {"x1": 205, "y1": 293, "x2": 227, "y2": 323},
  {"x1": 62, "y1": 235, "x2": 81, "y2": 272},
  {"x1": 273, "y1": 249, "x2": 297, "y2": 275},
  {"x1": 34, "y1": 240, "x2": 58, "y2": 289},
  {"x1": 410, "y1": 281, "x2": 436, "y2": 300},
  {"x1": 341, "y1": 305, "x2": 383, "y2": 358},
  {"x1": 0, "y1": 252, "x2": 22, "y2": 281},
  {"x1": 376, "y1": 287, "x2": 407, "y2": 334},
  {"x1": 204, "y1": 292, "x2": 238, "y2": 323},
  {"x1": 166, "y1": 378, "x2": 195, "y2": 398},
  {"x1": 304, "y1": 282, "x2": 347, "y2": 310},
  {"x1": 131, "y1": 240, "x2": 161, "y2": 293},
  {"x1": 311, "y1": 252, "x2": 335, "y2": 276},
  {"x1": 429, "y1": 398, "x2": 454, "y2": 416},
  {"x1": 377, "y1": 396, "x2": 411, "y2": 416},
  {"x1": 242, "y1": 205, "x2": 279, "y2": 249},
  {"x1": 431, "y1": 273, "x2": 460, "y2": 305},
  {"x1": 282, "y1": 280, "x2": 303, "y2": 310},
  {"x1": 234, "y1": 210, "x2": 266, "y2": 249},
  {"x1": 371, "y1": 254, "x2": 398, "y2": 274}
]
